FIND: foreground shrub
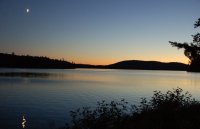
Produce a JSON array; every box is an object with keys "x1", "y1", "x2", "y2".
[{"x1": 61, "y1": 88, "x2": 200, "y2": 129}]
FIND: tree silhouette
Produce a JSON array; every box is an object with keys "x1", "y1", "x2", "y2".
[{"x1": 169, "y1": 18, "x2": 200, "y2": 72}]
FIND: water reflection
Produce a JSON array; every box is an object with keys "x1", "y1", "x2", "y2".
[
  {"x1": 22, "y1": 116, "x2": 26, "y2": 128},
  {"x1": 0, "y1": 70, "x2": 121, "y2": 83},
  {"x1": 0, "y1": 69, "x2": 200, "y2": 129},
  {"x1": 0, "y1": 72, "x2": 60, "y2": 78}
]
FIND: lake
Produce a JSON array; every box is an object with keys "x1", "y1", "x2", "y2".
[{"x1": 0, "y1": 68, "x2": 200, "y2": 129}]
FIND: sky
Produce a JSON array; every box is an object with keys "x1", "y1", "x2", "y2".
[{"x1": 0, "y1": 0, "x2": 200, "y2": 65}]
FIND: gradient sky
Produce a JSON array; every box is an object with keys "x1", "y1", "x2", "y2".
[{"x1": 0, "y1": 0, "x2": 200, "y2": 65}]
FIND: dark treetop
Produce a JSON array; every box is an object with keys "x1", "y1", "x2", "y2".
[{"x1": 170, "y1": 18, "x2": 200, "y2": 72}]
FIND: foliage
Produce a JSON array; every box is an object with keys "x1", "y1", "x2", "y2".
[
  {"x1": 169, "y1": 18, "x2": 200, "y2": 72},
  {"x1": 61, "y1": 88, "x2": 200, "y2": 129},
  {"x1": 0, "y1": 53, "x2": 75, "y2": 69},
  {"x1": 63, "y1": 99, "x2": 130, "y2": 129}
]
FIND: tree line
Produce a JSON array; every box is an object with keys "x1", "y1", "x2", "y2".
[{"x1": 0, "y1": 53, "x2": 75, "y2": 69}]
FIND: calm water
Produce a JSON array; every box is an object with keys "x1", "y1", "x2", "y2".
[{"x1": 0, "y1": 68, "x2": 200, "y2": 129}]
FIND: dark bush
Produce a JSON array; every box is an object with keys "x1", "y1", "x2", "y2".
[{"x1": 61, "y1": 88, "x2": 200, "y2": 129}]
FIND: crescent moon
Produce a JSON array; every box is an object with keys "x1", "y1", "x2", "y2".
[{"x1": 26, "y1": 8, "x2": 30, "y2": 13}]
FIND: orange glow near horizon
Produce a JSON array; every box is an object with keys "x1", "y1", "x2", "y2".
[
  {"x1": 63, "y1": 56, "x2": 189, "y2": 65},
  {"x1": 8, "y1": 50, "x2": 189, "y2": 66},
  {"x1": 24, "y1": 52, "x2": 189, "y2": 65}
]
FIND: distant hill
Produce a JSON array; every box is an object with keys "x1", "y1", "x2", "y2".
[
  {"x1": 0, "y1": 53, "x2": 75, "y2": 69},
  {"x1": 106, "y1": 60, "x2": 187, "y2": 71},
  {"x1": 0, "y1": 53, "x2": 188, "y2": 71}
]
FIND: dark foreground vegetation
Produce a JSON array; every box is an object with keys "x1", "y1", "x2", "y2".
[{"x1": 61, "y1": 88, "x2": 200, "y2": 129}]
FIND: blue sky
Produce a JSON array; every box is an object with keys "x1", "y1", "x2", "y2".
[{"x1": 0, "y1": 0, "x2": 200, "y2": 64}]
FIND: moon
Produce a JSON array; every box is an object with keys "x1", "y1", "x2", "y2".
[{"x1": 26, "y1": 8, "x2": 30, "y2": 13}]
